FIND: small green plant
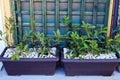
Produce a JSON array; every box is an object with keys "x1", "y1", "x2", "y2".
[
  {"x1": 68, "y1": 32, "x2": 81, "y2": 58},
  {"x1": 11, "y1": 42, "x2": 29, "y2": 60},
  {"x1": 62, "y1": 16, "x2": 71, "y2": 31},
  {"x1": 81, "y1": 21, "x2": 96, "y2": 38},
  {"x1": 0, "y1": 17, "x2": 30, "y2": 60},
  {"x1": 0, "y1": 17, "x2": 17, "y2": 46},
  {"x1": 85, "y1": 39, "x2": 99, "y2": 55},
  {"x1": 106, "y1": 32, "x2": 120, "y2": 53},
  {"x1": 62, "y1": 16, "x2": 120, "y2": 59},
  {"x1": 62, "y1": 16, "x2": 80, "y2": 31},
  {"x1": 35, "y1": 32, "x2": 51, "y2": 57},
  {"x1": 11, "y1": 30, "x2": 30, "y2": 60},
  {"x1": 54, "y1": 29, "x2": 63, "y2": 46},
  {"x1": 67, "y1": 32, "x2": 99, "y2": 58}
]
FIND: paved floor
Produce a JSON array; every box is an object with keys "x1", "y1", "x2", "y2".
[{"x1": 0, "y1": 65, "x2": 120, "y2": 80}]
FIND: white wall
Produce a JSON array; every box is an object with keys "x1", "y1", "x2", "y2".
[
  {"x1": 0, "y1": 2, "x2": 4, "y2": 69},
  {"x1": 0, "y1": 2, "x2": 5, "y2": 54}
]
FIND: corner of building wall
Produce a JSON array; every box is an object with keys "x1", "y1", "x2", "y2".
[
  {"x1": 0, "y1": 0, "x2": 6, "y2": 54},
  {"x1": 0, "y1": 0, "x2": 13, "y2": 44}
]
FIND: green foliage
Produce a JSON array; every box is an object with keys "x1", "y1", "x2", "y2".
[
  {"x1": 68, "y1": 31, "x2": 99, "y2": 58},
  {"x1": 85, "y1": 39, "x2": 99, "y2": 55},
  {"x1": 106, "y1": 34, "x2": 120, "y2": 53},
  {"x1": 35, "y1": 32, "x2": 51, "y2": 56},
  {"x1": 1, "y1": 17, "x2": 62, "y2": 60},
  {"x1": 62, "y1": 16, "x2": 120, "y2": 59},
  {"x1": 10, "y1": 34, "x2": 29, "y2": 60},
  {"x1": 5, "y1": 17, "x2": 14, "y2": 25},
  {"x1": 62, "y1": 16, "x2": 71, "y2": 30},
  {"x1": 54, "y1": 29, "x2": 63, "y2": 46},
  {"x1": 27, "y1": 30, "x2": 38, "y2": 46},
  {"x1": 0, "y1": 17, "x2": 30, "y2": 60},
  {"x1": 16, "y1": 43, "x2": 29, "y2": 53},
  {"x1": 0, "y1": 17, "x2": 17, "y2": 46},
  {"x1": 11, "y1": 54, "x2": 20, "y2": 61},
  {"x1": 35, "y1": 32, "x2": 50, "y2": 47},
  {"x1": 81, "y1": 21, "x2": 95, "y2": 38},
  {"x1": 0, "y1": 30, "x2": 3, "y2": 40},
  {"x1": 62, "y1": 16, "x2": 79, "y2": 31},
  {"x1": 68, "y1": 32, "x2": 81, "y2": 57}
]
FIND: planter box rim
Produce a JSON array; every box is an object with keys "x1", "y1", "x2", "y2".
[
  {"x1": 61, "y1": 58, "x2": 120, "y2": 63},
  {"x1": 61, "y1": 48, "x2": 120, "y2": 76}
]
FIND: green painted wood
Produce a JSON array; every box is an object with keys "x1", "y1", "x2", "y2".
[
  {"x1": 73, "y1": 0, "x2": 81, "y2": 2},
  {"x1": 13, "y1": 0, "x2": 110, "y2": 40},
  {"x1": 30, "y1": 0, "x2": 34, "y2": 31},
  {"x1": 56, "y1": 0, "x2": 59, "y2": 30},
  {"x1": 17, "y1": 0, "x2": 22, "y2": 42},
  {"x1": 79, "y1": 0, "x2": 82, "y2": 25},
  {"x1": 81, "y1": 0, "x2": 85, "y2": 22},
  {"x1": 11, "y1": 0, "x2": 18, "y2": 44},
  {"x1": 105, "y1": 0, "x2": 110, "y2": 26},
  {"x1": 42, "y1": 0, "x2": 47, "y2": 35},
  {"x1": 68, "y1": 0, "x2": 72, "y2": 26},
  {"x1": 93, "y1": 0, "x2": 98, "y2": 26}
]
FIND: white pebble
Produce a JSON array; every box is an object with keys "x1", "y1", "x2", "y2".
[
  {"x1": 63, "y1": 48, "x2": 69, "y2": 55},
  {"x1": 50, "y1": 47, "x2": 56, "y2": 55},
  {"x1": 64, "y1": 49, "x2": 117, "y2": 59}
]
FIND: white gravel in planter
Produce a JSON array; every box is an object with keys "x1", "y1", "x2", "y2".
[
  {"x1": 3, "y1": 48, "x2": 16, "y2": 58},
  {"x1": 63, "y1": 48, "x2": 117, "y2": 59},
  {"x1": 39, "y1": 53, "x2": 56, "y2": 58},
  {"x1": 50, "y1": 47, "x2": 56, "y2": 55},
  {"x1": 3, "y1": 47, "x2": 57, "y2": 58}
]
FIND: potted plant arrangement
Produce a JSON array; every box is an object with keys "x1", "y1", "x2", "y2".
[
  {"x1": 0, "y1": 17, "x2": 61, "y2": 75},
  {"x1": 114, "y1": 19, "x2": 120, "y2": 72},
  {"x1": 115, "y1": 19, "x2": 120, "y2": 57},
  {"x1": 61, "y1": 16, "x2": 120, "y2": 76}
]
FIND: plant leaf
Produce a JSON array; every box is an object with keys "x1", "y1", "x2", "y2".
[
  {"x1": 5, "y1": 35, "x2": 9, "y2": 42},
  {"x1": 15, "y1": 54, "x2": 20, "y2": 60},
  {"x1": 11, "y1": 55, "x2": 16, "y2": 60}
]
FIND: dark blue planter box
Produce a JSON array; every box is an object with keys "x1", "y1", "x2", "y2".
[
  {"x1": 0, "y1": 47, "x2": 59, "y2": 75},
  {"x1": 61, "y1": 53, "x2": 119, "y2": 76}
]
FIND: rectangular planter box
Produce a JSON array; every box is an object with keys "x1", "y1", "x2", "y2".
[
  {"x1": 0, "y1": 47, "x2": 59, "y2": 75},
  {"x1": 61, "y1": 53, "x2": 119, "y2": 76},
  {"x1": 116, "y1": 52, "x2": 120, "y2": 72}
]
